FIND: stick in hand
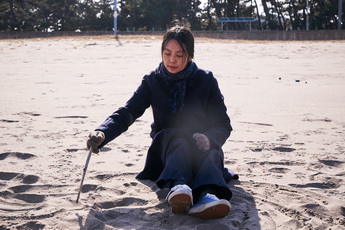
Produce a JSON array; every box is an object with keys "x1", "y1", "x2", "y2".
[{"x1": 76, "y1": 147, "x2": 93, "y2": 203}]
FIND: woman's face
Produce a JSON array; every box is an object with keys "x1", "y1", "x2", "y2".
[{"x1": 162, "y1": 39, "x2": 191, "y2": 74}]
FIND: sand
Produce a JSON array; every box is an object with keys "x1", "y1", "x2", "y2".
[{"x1": 0, "y1": 35, "x2": 344, "y2": 230}]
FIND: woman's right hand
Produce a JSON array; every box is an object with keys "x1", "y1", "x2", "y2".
[{"x1": 86, "y1": 131, "x2": 105, "y2": 153}]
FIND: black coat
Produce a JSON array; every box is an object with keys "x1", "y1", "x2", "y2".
[{"x1": 96, "y1": 64, "x2": 233, "y2": 182}]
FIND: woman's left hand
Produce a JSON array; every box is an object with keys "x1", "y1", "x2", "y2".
[{"x1": 192, "y1": 133, "x2": 210, "y2": 152}]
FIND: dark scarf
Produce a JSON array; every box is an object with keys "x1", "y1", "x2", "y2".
[{"x1": 156, "y1": 61, "x2": 198, "y2": 113}]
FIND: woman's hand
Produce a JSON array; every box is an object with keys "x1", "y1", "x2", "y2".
[
  {"x1": 86, "y1": 131, "x2": 105, "y2": 153},
  {"x1": 192, "y1": 133, "x2": 210, "y2": 152}
]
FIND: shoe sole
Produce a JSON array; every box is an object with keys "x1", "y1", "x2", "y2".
[
  {"x1": 188, "y1": 200, "x2": 231, "y2": 219},
  {"x1": 168, "y1": 192, "x2": 192, "y2": 213}
]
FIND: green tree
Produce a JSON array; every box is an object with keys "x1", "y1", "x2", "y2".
[
  {"x1": 0, "y1": 0, "x2": 40, "y2": 31},
  {"x1": 97, "y1": 0, "x2": 114, "y2": 31},
  {"x1": 140, "y1": 0, "x2": 175, "y2": 31},
  {"x1": 117, "y1": 0, "x2": 144, "y2": 31},
  {"x1": 171, "y1": 0, "x2": 202, "y2": 30},
  {"x1": 311, "y1": 0, "x2": 340, "y2": 29},
  {"x1": 0, "y1": 0, "x2": 343, "y2": 31}
]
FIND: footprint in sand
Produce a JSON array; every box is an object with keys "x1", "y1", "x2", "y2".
[
  {"x1": 0, "y1": 172, "x2": 39, "y2": 184},
  {"x1": 54, "y1": 115, "x2": 88, "y2": 119},
  {"x1": 0, "y1": 152, "x2": 36, "y2": 160},
  {"x1": 22, "y1": 175, "x2": 40, "y2": 184},
  {"x1": 0, "y1": 119, "x2": 19, "y2": 123},
  {"x1": 94, "y1": 174, "x2": 118, "y2": 181},
  {"x1": 0, "y1": 165, "x2": 44, "y2": 205},
  {"x1": 9, "y1": 185, "x2": 35, "y2": 193},
  {"x1": 124, "y1": 182, "x2": 138, "y2": 187},
  {"x1": 13, "y1": 194, "x2": 45, "y2": 203},
  {"x1": 81, "y1": 184, "x2": 98, "y2": 193},
  {"x1": 289, "y1": 181, "x2": 341, "y2": 189},
  {"x1": 272, "y1": 147, "x2": 296, "y2": 152},
  {"x1": 268, "y1": 167, "x2": 290, "y2": 174},
  {"x1": 0, "y1": 172, "x2": 21, "y2": 181},
  {"x1": 16, "y1": 221, "x2": 45, "y2": 230},
  {"x1": 247, "y1": 161, "x2": 305, "y2": 167},
  {"x1": 94, "y1": 197, "x2": 148, "y2": 209},
  {"x1": 319, "y1": 159, "x2": 344, "y2": 167},
  {"x1": 16, "y1": 112, "x2": 41, "y2": 117},
  {"x1": 0, "y1": 175, "x2": 43, "y2": 204}
]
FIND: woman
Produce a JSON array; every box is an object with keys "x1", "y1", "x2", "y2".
[{"x1": 87, "y1": 26, "x2": 234, "y2": 219}]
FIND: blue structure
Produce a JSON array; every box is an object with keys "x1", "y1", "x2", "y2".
[{"x1": 218, "y1": 17, "x2": 258, "y2": 31}]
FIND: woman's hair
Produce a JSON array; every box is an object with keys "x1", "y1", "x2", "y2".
[{"x1": 161, "y1": 26, "x2": 194, "y2": 59}]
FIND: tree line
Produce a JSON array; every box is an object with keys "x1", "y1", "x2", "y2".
[{"x1": 0, "y1": 0, "x2": 343, "y2": 32}]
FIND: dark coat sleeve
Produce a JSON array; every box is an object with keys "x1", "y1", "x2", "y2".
[
  {"x1": 203, "y1": 77, "x2": 232, "y2": 149},
  {"x1": 95, "y1": 69, "x2": 232, "y2": 151},
  {"x1": 96, "y1": 76, "x2": 152, "y2": 148}
]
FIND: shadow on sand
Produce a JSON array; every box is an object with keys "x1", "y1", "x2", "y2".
[{"x1": 78, "y1": 179, "x2": 261, "y2": 230}]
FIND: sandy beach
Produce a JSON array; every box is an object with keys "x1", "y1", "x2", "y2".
[{"x1": 0, "y1": 35, "x2": 344, "y2": 229}]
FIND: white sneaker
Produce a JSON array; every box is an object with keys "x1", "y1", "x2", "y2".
[
  {"x1": 188, "y1": 193, "x2": 231, "y2": 219},
  {"x1": 166, "y1": 184, "x2": 193, "y2": 213}
]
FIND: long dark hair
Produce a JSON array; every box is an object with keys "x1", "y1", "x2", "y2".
[{"x1": 161, "y1": 26, "x2": 194, "y2": 60}]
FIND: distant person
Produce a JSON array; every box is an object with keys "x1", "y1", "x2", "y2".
[{"x1": 87, "y1": 25, "x2": 235, "y2": 219}]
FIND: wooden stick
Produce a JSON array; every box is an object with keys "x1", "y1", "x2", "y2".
[{"x1": 76, "y1": 148, "x2": 93, "y2": 203}]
